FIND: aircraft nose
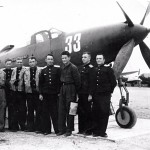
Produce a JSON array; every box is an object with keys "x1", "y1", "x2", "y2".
[{"x1": 147, "y1": 28, "x2": 150, "y2": 33}]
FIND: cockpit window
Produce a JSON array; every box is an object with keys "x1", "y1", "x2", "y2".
[
  {"x1": 49, "y1": 28, "x2": 62, "y2": 39},
  {"x1": 36, "y1": 32, "x2": 49, "y2": 43}
]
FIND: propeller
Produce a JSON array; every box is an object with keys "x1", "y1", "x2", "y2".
[
  {"x1": 116, "y1": 2, "x2": 134, "y2": 27},
  {"x1": 139, "y1": 3, "x2": 150, "y2": 69},
  {"x1": 113, "y1": 2, "x2": 150, "y2": 79},
  {"x1": 139, "y1": 41, "x2": 150, "y2": 69},
  {"x1": 113, "y1": 39, "x2": 135, "y2": 79},
  {"x1": 140, "y1": 2, "x2": 150, "y2": 25}
]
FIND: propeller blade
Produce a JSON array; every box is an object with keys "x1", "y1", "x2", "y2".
[
  {"x1": 116, "y1": 2, "x2": 134, "y2": 27},
  {"x1": 140, "y1": 2, "x2": 150, "y2": 25},
  {"x1": 139, "y1": 41, "x2": 150, "y2": 69},
  {"x1": 113, "y1": 39, "x2": 135, "y2": 79}
]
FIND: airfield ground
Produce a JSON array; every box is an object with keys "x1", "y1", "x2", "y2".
[{"x1": 0, "y1": 87, "x2": 150, "y2": 150}]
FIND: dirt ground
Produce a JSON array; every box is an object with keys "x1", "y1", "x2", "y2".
[
  {"x1": 0, "y1": 132, "x2": 150, "y2": 150},
  {"x1": 0, "y1": 87, "x2": 150, "y2": 150}
]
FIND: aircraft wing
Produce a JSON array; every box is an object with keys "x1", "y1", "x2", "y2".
[{"x1": 121, "y1": 71, "x2": 139, "y2": 76}]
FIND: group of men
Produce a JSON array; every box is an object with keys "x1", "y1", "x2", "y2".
[{"x1": 0, "y1": 50, "x2": 117, "y2": 138}]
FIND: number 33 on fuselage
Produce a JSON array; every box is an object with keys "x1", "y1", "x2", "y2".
[{"x1": 65, "y1": 33, "x2": 81, "y2": 53}]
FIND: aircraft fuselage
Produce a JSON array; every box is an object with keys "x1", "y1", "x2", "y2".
[{"x1": 0, "y1": 22, "x2": 149, "y2": 68}]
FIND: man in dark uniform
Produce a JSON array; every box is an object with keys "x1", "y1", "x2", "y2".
[
  {"x1": 24, "y1": 56, "x2": 42, "y2": 132},
  {"x1": 92, "y1": 54, "x2": 117, "y2": 137},
  {"x1": 10, "y1": 57, "x2": 27, "y2": 131},
  {"x1": 0, "y1": 68, "x2": 6, "y2": 132},
  {"x1": 78, "y1": 52, "x2": 94, "y2": 135},
  {"x1": 3, "y1": 59, "x2": 13, "y2": 130},
  {"x1": 39, "y1": 54, "x2": 60, "y2": 135},
  {"x1": 57, "y1": 51, "x2": 80, "y2": 137}
]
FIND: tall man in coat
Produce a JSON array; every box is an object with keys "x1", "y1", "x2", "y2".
[
  {"x1": 0, "y1": 68, "x2": 6, "y2": 132},
  {"x1": 57, "y1": 51, "x2": 80, "y2": 137},
  {"x1": 92, "y1": 54, "x2": 117, "y2": 137}
]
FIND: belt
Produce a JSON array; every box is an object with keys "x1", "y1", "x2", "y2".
[{"x1": 62, "y1": 82, "x2": 74, "y2": 85}]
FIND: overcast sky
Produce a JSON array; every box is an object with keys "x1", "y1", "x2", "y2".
[{"x1": 0, "y1": 0, "x2": 150, "y2": 73}]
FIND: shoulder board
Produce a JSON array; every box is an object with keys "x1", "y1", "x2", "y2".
[
  {"x1": 42, "y1": 66, "x2": 47, "y2": 69},
  {"x1": 37, "y1": 66, "x2": 43, "y2": 69},
  {"x1": 104, "y1": 64, "x2": 110, "y2": 67},
  {"x1": 104, "y1": 64, "x2": 108, "y2": 67},
  {"x1": 1, "y1": 68, "x2": 5, "y2": 71},
  {"x1": 89, "y1": 64, "x2": 93, "y2": 68},
  {"x1": 54, "y1": 65, "x2": 60, "y2": 68},
  {"x1": 104, "y1": 63, "x2": 112, "y2": 68},
  {"x1": 25, "y1": 67, "x2": 30, "y2": 70},
  {"x1": 12, "y1": 67, "x2": 17, "y2": 71},
  {"x1": 22, "y1": 66, "x2": 27, "y2": 70},
  {"x1": 0, "y1": 69, "x2": 5, "y2": 74}
]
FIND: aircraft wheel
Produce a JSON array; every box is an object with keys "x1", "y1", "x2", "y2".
[{"x1": 115, "y1": 106, "x2": 137, "y2": 128}]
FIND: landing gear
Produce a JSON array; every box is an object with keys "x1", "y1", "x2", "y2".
[
  {"x1": 115, "y1": 106, "x2": 137, "y2": 128},
  {"x1": 115, "y1": 78, "x2": 137, "y2": 128}
]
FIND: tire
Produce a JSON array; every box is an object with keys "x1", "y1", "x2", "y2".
[{"x1": 115, "y1": 106, "x2": 137, "y2": 128}]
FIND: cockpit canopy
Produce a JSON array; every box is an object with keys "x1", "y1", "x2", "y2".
[{"x1": 30, "y1": 28, "x2": 63, "y2": 45}]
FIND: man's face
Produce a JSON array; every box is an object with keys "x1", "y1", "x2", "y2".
[
  {"x1": 16, "y1": 59, "x2": 23, "y2": 68},
  {"x1": 45, "y1": 55, "x2": 54, "y2": 66},
  {"x1": 61, "y1": 55, "x2": 70, "y2": 65},
  {"x1": 5, "y1": 61, "x2": 12, "y2": 69},
  {"x1": 96, "y1": 55, "x2": 105, "y2": 65},
  {"x1": 29, "y1": 59, "x2": 37, "y2": 68},
  {"x1": 82, "y1": 53, "x2": 91, "y2": 64}
]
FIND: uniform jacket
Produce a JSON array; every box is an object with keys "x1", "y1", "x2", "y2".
[
  {"x1": 3, "y1": 68, "x2": 13, "y2": 91},
  {"x1": 0, "y1": 69, "x2": 6, "y2": 88},
  {"x1": 78, "y1": 63, "x2": 94, "y2": 94},
  {"x1": 0, "y1": 69, "x2": 6, "y2": 105},
  {"x1": 60, "y1": 62, "x2": 81, "y2": 92},
  {"x1": 92, "y1": 65, "x2": 117, "y2": 95},
  {"x1": 10, "y1": 66, "x2": 26, "y2": 92},
  {"x1": 24, "y1": 67, "x2": 42, "y2": 93},
  {"x1": 39, "y1": 65, "x2": 61, "y2": 94}
]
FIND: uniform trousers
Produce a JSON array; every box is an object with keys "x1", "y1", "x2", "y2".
[
  {"x1": 11, "y1": 91, "x2": 27, "y2": 130},
  {"x1": 26, "y1": 93, "x2": 42, "y2": 131},
  {"x1": 92, "y1": 94, "x2": 111, "y2": 135},
  {"x1": 42, "y1": 94, "x2": 59, "y2": 133},
  {"x1": 0, "y1": 89, "x2": 6, "y2": 130},
  {"x1": 78, "y1": 94, "x2": 92, "y2": 133},
  {"x1": 5, "y1": 90, "x2": 13, "y2": 130},
  {"x1": 58, "y1": 84, "x2": 76, "y2": 133}
]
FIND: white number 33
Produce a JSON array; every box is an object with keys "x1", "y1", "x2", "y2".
[{"x1": 65, "y1": 33, "x2": 81, "y2": 53}]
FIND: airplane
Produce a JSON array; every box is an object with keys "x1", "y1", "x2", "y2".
[
  {"x1": 139, "y1": 73, "x2": 150, "y2": 86},
  {"x1": 0, "y1": 2, "x2": 150, "y2": 129},
  {"x1": 122, "y1": 70, "x2": 150, "y2": 87},
  {"x1": 121, "y1": 70, "x2": 141, "y2": 87}
]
